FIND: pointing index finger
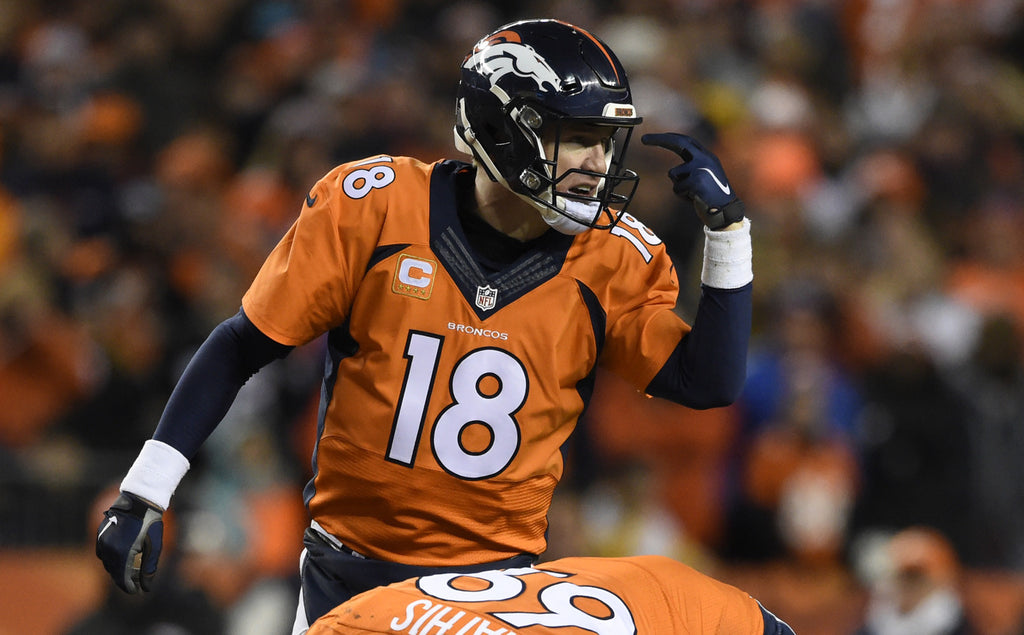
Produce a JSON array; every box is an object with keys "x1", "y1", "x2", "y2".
[{"x1": 641, "y1": 132, "x2": 694, "y2": 162}]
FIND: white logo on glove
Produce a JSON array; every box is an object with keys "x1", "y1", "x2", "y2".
[
  {"x1": 98, "y1": 516, "x2": 118, "y2": 538},
  {"x1": 699, "y1": 167, "x2": 731, "y2": 195}
]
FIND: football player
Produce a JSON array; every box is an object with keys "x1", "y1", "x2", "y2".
[
  {"x1": 96, "y1": 19, "x2": 753, "y2": 634},
  {"x1": 307, "y1": 555, "x2": 796, "y2": 635}
]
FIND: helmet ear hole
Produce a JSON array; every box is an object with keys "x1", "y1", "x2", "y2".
[{"x1": 486, "y1": 122, "x2": 511, "y2": 145}]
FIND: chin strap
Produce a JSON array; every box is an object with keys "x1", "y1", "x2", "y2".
[{"x1": 539, "y1": 199, "x2": 599, "y2": 235}]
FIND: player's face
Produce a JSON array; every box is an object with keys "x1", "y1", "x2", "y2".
[{"x1": 543, "y1": 122, "x2": 613, "y2": 197}]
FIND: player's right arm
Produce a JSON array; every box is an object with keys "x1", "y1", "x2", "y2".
[
  {"x1": 97, "y1": 155, "x2": 405, "y2": 593},
  {"x1": 96, "y1": 309, "x2": 292, "y2": 593}
]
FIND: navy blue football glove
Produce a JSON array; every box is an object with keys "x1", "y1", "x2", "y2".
[
  {"x1": 96, "y1": 491, "x2": 165, "y2": 593},
  {"x1": 642, "y1": 132, "x2": 745, "y2": 230}
]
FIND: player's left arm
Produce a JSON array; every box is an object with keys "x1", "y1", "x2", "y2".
[
  {"x1": 642, "y1": 133, "x2": 752, "y2": 408},
  {"x1": 644, "y1": 229, "x2": 752, "y2": 408}
]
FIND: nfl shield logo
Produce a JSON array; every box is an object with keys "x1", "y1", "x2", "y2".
[{"x1": 475, "y1": 285, "x2": 498, "y2": 311}]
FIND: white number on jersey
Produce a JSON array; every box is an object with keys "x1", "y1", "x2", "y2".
[
  {"x1": 342, "y1": 156, "x2": 396, "y2": 199},
  {"x1": 610, "y1": 213, "x2": 662, "y2": 264},
  {"x1": 387, "y1": 331, "x2": 527, "y2": 480},
  {"x1": 417, "y1": 568, "x2": 638, "y2": 635}
]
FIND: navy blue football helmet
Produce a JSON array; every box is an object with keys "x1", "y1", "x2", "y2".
[{"x1": 454, "y1": 19, "x2": 642, "y2": 230}]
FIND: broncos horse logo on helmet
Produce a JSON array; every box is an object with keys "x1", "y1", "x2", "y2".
[
  {"x1": 454, "y1": 19, "x2": 642, "y2": 231},
  {"x1": 463, "y1": 30, "x2": 563, "y2": 93}
]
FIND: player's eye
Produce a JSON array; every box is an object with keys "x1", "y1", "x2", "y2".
[{"x1": 565, "y1": 134, "x2": 611, "y2": 151}]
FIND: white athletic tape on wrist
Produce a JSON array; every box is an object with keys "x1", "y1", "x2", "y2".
[
  {"x1": 701, "y1": 218, "x2": 753, "y2": 289},
  {"x1": 120, "y1": 439, "x2": 190, "y2": 510}
]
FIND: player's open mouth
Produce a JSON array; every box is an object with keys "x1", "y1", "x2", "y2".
[{"x1": 567, "y1": 184, "x2": 596, "y2": 197}]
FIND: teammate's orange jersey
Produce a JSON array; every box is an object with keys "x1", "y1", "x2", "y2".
[
  {"x1": 242, "y1": 156, "x2": 690, "y2": 565},
  {"x1": 307, "y1": 555, "x2": 766, "y2": 634}
]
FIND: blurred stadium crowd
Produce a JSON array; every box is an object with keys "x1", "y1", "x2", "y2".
[{"x1": 1, "y1": 0, "x2": 1024, "y2": 633}]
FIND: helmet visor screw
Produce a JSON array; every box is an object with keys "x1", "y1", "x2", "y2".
[
  {"x1": 520, "y1": 170, "x2": 542, "y2": 190},
  {"x1": 520, "y1": 107, "x2": 543, "y2": 130}
]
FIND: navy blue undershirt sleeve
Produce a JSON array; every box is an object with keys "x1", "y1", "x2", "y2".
[
  {"x1": 644, "y1": 282, "x2": 752, "y2": 409},
  {"x1": 152, "y1": 309, "x2": 294, "y2": 459}
]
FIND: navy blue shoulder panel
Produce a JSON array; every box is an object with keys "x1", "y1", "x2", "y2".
[
  {"x1": 559, "y1": 280, "x2": 608, "y2": 490},
  {"x1": 303, "y1": 317, "x2": 356, "y2": 506},
  {"x1": 572, "y1": 279, "x2": 606, "y2": 417},
  {"x1": 575, "y1": 280, "x2": 607, "y2": 361},
  {"x1": 369, "y1": 243, "x2": 409, "y2": 272}
]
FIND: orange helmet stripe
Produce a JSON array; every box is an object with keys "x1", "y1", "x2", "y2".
[{"x1": 554, "y1": 20, "x2": 621, "y2": 83}]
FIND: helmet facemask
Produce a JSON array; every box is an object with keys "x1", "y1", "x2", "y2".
[
  {"x1": 457, "y1": 97, "x2": 641, "y2": 234},
  {"x1": 525, "y1": 110, "x2": 640, "y2": 233}
]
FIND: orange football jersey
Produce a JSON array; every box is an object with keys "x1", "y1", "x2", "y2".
[
  {"x1": 242, "y1": 156, "x2": 690, "y2": 565},
  {"x1": 307, "y1": 555, "x2": 766, "y2": 634}
]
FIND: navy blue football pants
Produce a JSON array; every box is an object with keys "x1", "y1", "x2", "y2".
[{"x1": 292, "y1": 527, "x2": 536, "y2": 633}]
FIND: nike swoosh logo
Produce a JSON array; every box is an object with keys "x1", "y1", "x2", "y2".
[
  {"x1": 306, "y1": 191, "x2": 318, "y2": 207},
  {"x1": 699, "y1": 168, "x2": 731, "y2": 195},
  {"x1": 98, "y1": 516, "x2": 118, "y2": 539}
]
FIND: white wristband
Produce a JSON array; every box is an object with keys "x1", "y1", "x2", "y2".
[
  {"x1": 701, "y1": 218, "x2": 753, "y2": 289},
  {"x1": 120, "y1": 439, "x2": 190, "y2": 510}
]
